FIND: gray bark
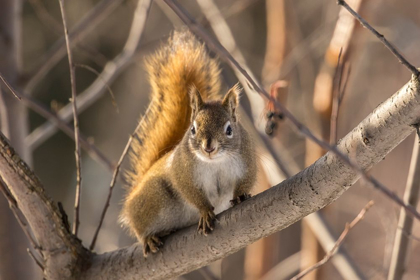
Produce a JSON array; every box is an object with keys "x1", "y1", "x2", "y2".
[{"x1": 0, "y1": 134, "x2": 90, "y2": 279}]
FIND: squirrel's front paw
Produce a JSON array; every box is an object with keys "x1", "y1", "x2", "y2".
[
  {"x1": 230, "y1": 193, "x2": 252, "y2": 206},
  {"x1": 197, "y1": 209, "x2": 216, "y2": 236},
  {"x1": 143, "y1": 235, "x2": 164, "y2": 257}
]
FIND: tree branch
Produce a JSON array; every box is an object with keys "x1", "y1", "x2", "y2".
[
  {"x1": 291, "y1": 201, "x2": 374, "y2": 280},
  {"x1": 0, "y1": 71, "x2": 115, "y2": 171},
  {"x1": 81, "y1": 75, "x2": 420, "y2": 280},
  {"x1": 337, "y1": 0, "x2": 420, "y2": 77},
  {"x1": 23, "y1": 0, "x2": 123, "y2": 93},
  {"x1": 26, "y1": 0, "x2": 151, "y2": 151},
  {"x1": 388, "y1": 134, "x2": 420, "y2": 280},
  {"x1": 0, "y1": 132, "x2": 90, "y2": 279},
  {"x1": 58, "y1": 0, "x2": 83, "y2": 237}
]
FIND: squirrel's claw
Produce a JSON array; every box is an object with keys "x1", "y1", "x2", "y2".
[
  {"x1": 198, "y1": 210, "x2": 216, "y2": 236},
  {"x1": 230, "y1": 193, "x2": 252, "y2": 206},
  {"x1": 143, "y1": 235, "x2": 164, "y2": 257}
]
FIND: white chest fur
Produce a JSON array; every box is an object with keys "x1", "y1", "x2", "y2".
[{"x1": 193, "y1": 154, "x2": 245, "y2": 214}]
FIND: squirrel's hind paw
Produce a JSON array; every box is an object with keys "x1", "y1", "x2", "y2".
[
  {"x1": 197, "y1": 210, "x2": 216, "y2": 236},
  {"x1": 230, "y1": 193, "x2": 252, "y2": 206},
  {"x1": 143, "y1": 235, "x2": 164, "y2": 257}
]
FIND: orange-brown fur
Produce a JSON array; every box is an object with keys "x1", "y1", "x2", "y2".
[{"x1": 126, "y1": 31, "x2": 221, "y2": 185}]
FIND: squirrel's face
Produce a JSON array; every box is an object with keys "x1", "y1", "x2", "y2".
[{"x1": 188, "y1": 84, "x2": 241, "y2": 162}]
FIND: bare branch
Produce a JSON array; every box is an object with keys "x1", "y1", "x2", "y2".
[
  {"x1": 89, "y1": 0, "x2": 153, "y2": 251},
  {"x1": 74, "y1": 64, "x2": 119, "y2": 113},
  {"x1": 330, "y1": 48, "x2": 350, "y2": 145},
  {"x1": 388, "y1": 134, "x2": 420, "y2": 280},
  {"x1": 24, "y1": 0, "x2": 123, "y2": 93},
  {"x1": 0, "y1": 72, "x2": 113, "y2": 170},
  {"x1": 0, "y1": 179, "x2": 42, "y2": 254},
  {"x1": 82, "y1": 74, "x2": 420, "y2": 279},
  {"x1": 26, "y1": 0, "x2": 152, "y2": 151},
  {"x1": 58, "y1": 0, "x2": 83, "y2": 236},
  {"x1": 290, "y1": 201, "x2": 374, "y2": 280},
  {"x1": 27, "y1": 248, "x2": 45, "y2": 271},
  {"x1": 0, "y1": 73, "x2": 21, "y2": 100},
  {"x1": 163, "y1": 0, "x2": 420, "y2": 220},
  {"x1": 337, "y1": 0, "x2": 420, "y2": 77},
  {"x1": 0, "y1": 131, "x2": 89, "y2": 279}
]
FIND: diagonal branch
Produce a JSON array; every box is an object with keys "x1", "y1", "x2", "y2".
[
  {"x1": 23, "y1": 0, "x2": 123, "y2": 93},
  {"x1": 0, "y1": 71, "x2": 114, "y2": 171},
  {"x1": 291, "y1": 201, "x2": 374, "y2": 280},
  {"x1": 26, "y1": 0, "x2": 152, "y2": 151},
  {"x1": 81, "y1": 74, "x2": 420, "y2": 280},
  {"x1": 337, "y1": 0, "x2": 420, "y2": 77}
]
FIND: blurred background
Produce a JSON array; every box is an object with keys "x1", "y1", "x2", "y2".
[{"x1": 0, "y1": 0, "x2": 420, "y2": 279}]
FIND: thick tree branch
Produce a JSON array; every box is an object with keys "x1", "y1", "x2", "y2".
[
  {"x1": 0, "y1": 132, "x2": 90, "y2": 279},
  {"x1": 80, "y1": 75, "x2": 420, "y2": 280}
]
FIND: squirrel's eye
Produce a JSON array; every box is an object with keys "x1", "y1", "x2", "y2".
[
  {"x1": 191, "y1": 125, "x2": 196, "y2": 135},
  {"x1": 226, "y1": 125, "x2": 233, "y2": 137}
]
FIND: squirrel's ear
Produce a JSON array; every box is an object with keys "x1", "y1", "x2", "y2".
[
  {"x1": 189, "y1": 86, "x2": 204, "y2": 120},
  {"x1": 222, "y1": 83, "x2": 240, "y2": 122}
]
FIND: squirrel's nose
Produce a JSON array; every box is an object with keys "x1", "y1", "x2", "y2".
[
  {"x1": 203, "y1": 137, "x2": 215, "y2": 153},
  {"x1": 204, "y1": 147, "x2": 215, "y2": 154}
]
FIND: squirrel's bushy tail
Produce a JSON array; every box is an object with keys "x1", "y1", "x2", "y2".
[{"x1": 128, "y1": 31, "x2": 221, "y2": 186}]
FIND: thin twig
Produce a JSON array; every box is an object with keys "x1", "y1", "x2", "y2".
[
  {"x1": 330, "y1": 48, "x2": 344, "y2": 145},
  {"x1": 24, "y1": 0, "x2": 123, "y2": 93},
  {"x1": 27, "y1": 248, "x2": 45, "y2": 271},
  {"x1": 58, "y1": 0, "x2": 83, "y2": 236},
  {"x1": 0, "y1": 180, "x2": 42, "y2": 253},
  {"x1": 29, "y1": 0, "x2": 109, "y2": 68},
  {"x1": 90, "y1": 111, "x2": 148, "y2": 251},
  {"x1": 163, "y1": 0, "x2": 420, "y2": 220},
  {"x1": 74, "y1": 63, "x2": 119, "y2": 113},
  {"x1": 388, "y1": 133, "x2": 420, "y2": 280},
  {"x1": 26, "y1": 0, "x2": 153, "y2": 151},
  {"x1": 331, "y1": 63, "x2": 351, "y2": 144},
  {"x1": 339, "y1": 64, "x2": 351, "y2": 105},
  {"x1": 337, "y1": 0, "x2": 420, "y2": 77},
  {"x1": 0, "y1": 71, "x2": 114, "y2": 171},
  {"x1": 0, "y1": 72, "x2": 21, "y2": 100},
  {"x1": 291, "y1": 201, "x2": 374, "y2": 280},
  {"x1": 89, "y1": 0, "x2": 153, "y2": 251}
]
